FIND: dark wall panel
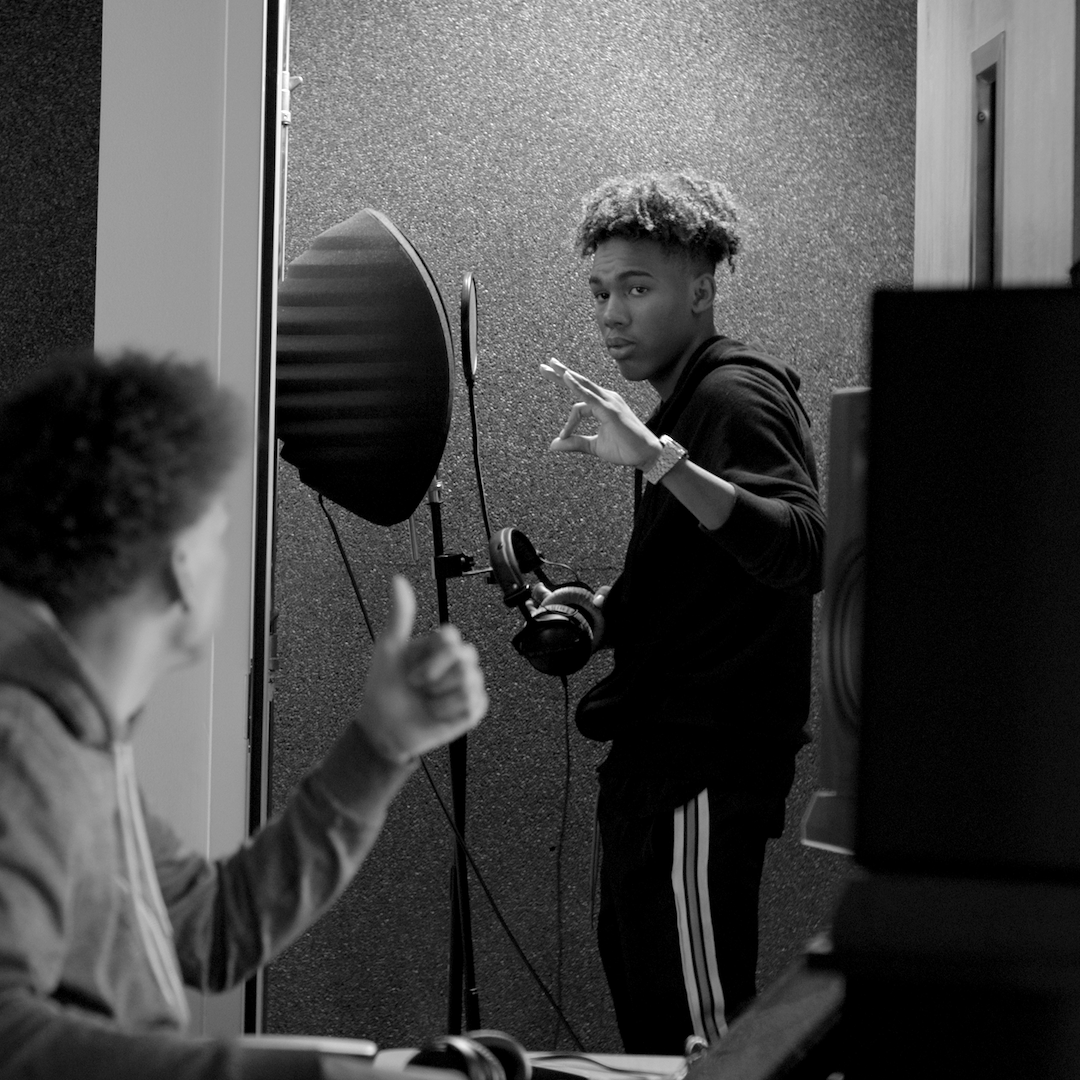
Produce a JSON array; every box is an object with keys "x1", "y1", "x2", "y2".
[
  {"x1": 0, "y1": 2, "x2": 101, "y2": 395},
  {"x1": 267, "y1": 0, "x2": 914, "y2": 1053}
]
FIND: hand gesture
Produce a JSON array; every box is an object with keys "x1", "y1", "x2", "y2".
[
  {"x1": 540, "y1": 357, "x2": 661, "y2": 469},
  {"x1": 357, "y1": 575, "x2": 488, "y2": 764}
]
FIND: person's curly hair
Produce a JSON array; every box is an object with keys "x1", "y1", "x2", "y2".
[
  {"x1": 0, "y1": 350, "x2": 243, "y2": 620},
  {"x1": 576, "y1": 172, "x2": 741, "y2": 272}
]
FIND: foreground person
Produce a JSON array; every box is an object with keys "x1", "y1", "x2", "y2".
[{"x1": 0, "y1": 350, "x2": 488, "y2": 1079}]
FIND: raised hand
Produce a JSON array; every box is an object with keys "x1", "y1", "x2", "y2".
[
  {"x1": 356, "y1": 575, "x2": 488, "y2": 764},
  {"x1": 540, "y1": 357, "x2": 662, "y2": 470}
]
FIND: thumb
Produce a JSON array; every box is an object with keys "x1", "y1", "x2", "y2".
[{"x1": 381, "y1": 574, "x2": 416, "y2": 649}]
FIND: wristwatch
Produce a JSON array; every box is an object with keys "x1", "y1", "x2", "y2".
[{"x1": 643, "y1": 434, "x2": 688, "y2": 485}]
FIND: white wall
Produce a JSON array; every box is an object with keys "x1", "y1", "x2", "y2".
[
  {"x1": 95, "y1": 0, "x2": 280, "y2": 1036},
  {"x1": 915, "y1": 0, "x2": 1076, "y2": 286}
]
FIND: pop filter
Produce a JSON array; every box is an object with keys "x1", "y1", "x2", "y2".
[
  {"x1": 275, "y1": 208, "x2": 453, "y2": 526},
  {"x1": 461, "y1": 272, "x2": 477, "y2": 388}
]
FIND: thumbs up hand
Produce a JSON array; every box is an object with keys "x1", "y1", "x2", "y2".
[{"x1": 356, "y1": 575, "x2": 488, "y2": 765}]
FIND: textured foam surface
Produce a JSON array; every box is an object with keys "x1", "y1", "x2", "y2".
[
  {"x1": 2, "y1": 0, "x2": 914, "y2": 1055},
  {"x1": 0, "y1": 2, "x2": 101, "y2": 393},
  {"x1": 277, "y1": 207, "x2": 455, "y2": 525},
  {"x1": 267, "y1": 0, "x2": 914, "y2": 1052}
]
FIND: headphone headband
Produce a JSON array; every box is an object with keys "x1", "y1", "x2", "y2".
[
  {"x1": 489, "y1": 527, "x2": 598, "y2": 677},
  {"x1": 490, "y1": 527, "x2": 545, "y2": 608}
]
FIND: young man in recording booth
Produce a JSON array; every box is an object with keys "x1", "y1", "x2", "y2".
[
  {"x1": 0, "y1": 351, "x2": 488, "y2": 1079},
  {"x1": 538, "y1": 173, "x2": 825, "y2": 1052}
]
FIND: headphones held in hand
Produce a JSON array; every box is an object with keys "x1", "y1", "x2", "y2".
[{"x1": 488, "y1": 527, "x2": 604, "y2": 678}]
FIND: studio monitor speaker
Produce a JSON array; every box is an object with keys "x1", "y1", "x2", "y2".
[
  {"x1": 802, "y1": 386, "x2": 869, "y2": 856},
  {"x1": 858, "y1": 287, "x2": 1080, "y2": 876}
]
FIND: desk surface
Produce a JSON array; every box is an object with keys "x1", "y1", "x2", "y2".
[{"x1": 375, "y1": 1050, "x2": 683, "y2": 1080}]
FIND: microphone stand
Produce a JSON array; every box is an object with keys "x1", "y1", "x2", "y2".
[{"x1": 427, "y1": 475, "x2": 481, "y2": 1034}]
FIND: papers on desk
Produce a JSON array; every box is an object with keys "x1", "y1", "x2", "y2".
[
  {"x1": 239, "y1": 1034, "x2": 378, "y2": 1059},
  {"x1": 530, "y1": 1053, "x2": 684, "y2": 1080},
  {"x1": 374, "y1": 1050, "x2": 683, "y2": 1080}
]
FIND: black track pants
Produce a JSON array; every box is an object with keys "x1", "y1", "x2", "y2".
[{"x1": 596, "y1": 786, "x2": 774, "y2": 1054}]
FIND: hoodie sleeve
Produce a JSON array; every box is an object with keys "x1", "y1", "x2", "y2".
[
  {"x1": 151, "y1": 721, "x2": 416, "y2": 995},
  {"x1": 0, "y1": 996, "x2": 325, "y2": 1080},
  {"x1": 0, "y1": 687, "x2": 327, "y2": 1080},
  {"x1": 678, "y1": 364, "x2": 825, "y2": 592}
]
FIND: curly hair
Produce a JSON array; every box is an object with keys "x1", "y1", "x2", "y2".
[
  {"x1": 0, "y1": 350, "x2": 243, "y2": 619},
  {"x1": 576, "y1": 172, "x2": 741, "y2": 271}
]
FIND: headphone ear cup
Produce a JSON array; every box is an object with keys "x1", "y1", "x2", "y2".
[
  {"x1": 408, "y1": 1035, "x2": 506, "y2": 1080},
  {"x1": 465, "y1": 1030, "x2": 531, "y2": 1080},
  {"x1": 513, "y1": 605, "x2": 592, "y2": 676},
  {"x1": 543, "y1": 585, "x2": 605, "y2": 642},
  {"x1": 491, "y1": 529, "x2": 597, "y2": 676}
]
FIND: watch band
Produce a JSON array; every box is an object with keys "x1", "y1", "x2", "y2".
[{"x1": 643, "y1": 434, "x2": 688, "y2": 485}]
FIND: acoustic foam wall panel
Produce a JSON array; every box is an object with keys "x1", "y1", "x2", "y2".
[
  {"x1": 0, "y1": 2, "x2": 101, "y2": 392},
  {"x1": 276, "y1": 208, "x2": 454, "y2": 526},
  {"x1": 267, "y1": 0, "x2": 914, "y2": 1048}
]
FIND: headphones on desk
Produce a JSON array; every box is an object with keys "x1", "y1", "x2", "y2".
[
  {"x1": 408, "y1": 1030, "x2": 532, "y2": 1080},
  {"x1": 488, "y1": 528, "x2": 604, "y2": 678}
]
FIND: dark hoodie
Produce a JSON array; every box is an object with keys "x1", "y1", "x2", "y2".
[{"x1": 585, "y1": 335, "x2": 825, "y2": 816}]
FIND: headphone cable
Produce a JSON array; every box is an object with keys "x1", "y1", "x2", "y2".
[
  {"x1": 318, "y1": 500, "x2": 586, "y2": 1052},
  {"x1": 318, "y1": 494, "x2": 375, "y2": 641},
  {"x1": 552, "y1": 674, "x2": 571, "y2": 1049},
  {"x1": 419, "y1": 757, "x2": 586, "y2": 1052}
]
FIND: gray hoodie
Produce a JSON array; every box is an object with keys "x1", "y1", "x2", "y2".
[{"x1": 0, "y1": 584, "x2": 414, "y2": 1079}]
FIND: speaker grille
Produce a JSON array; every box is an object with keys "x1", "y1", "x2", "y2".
[{"x1": 803, "y1": 386, "x2": 868, "y2": 855}]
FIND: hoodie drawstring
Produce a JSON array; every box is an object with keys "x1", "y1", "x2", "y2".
[{"x1": 113, "y1": 742, "x2": 190, "y2": 1028}]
